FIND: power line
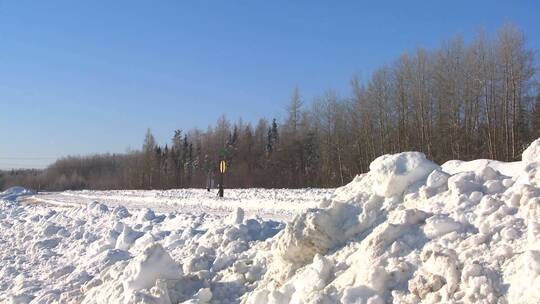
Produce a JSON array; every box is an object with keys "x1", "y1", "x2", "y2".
[{"x1": 0, "y1": 157, "x2": 57, "y2": 160}]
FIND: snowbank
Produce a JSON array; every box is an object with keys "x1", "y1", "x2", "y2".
[
  {"x1": 0, "y1": 194, "x2": 282, "y2": 303},
  {"x1": 244, "y1": 140, "x2": 540, "y2": 303},
  {"x1": 1, "y1": 138, "x2": 539, "y2": 303}
]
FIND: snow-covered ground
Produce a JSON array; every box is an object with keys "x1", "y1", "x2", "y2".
[
  {"x1": 1, "y1": 138, "x2": 539, "y2": 304},
  {"x1": 24, "y1": 188, "x2": 333, "y2": 221}
]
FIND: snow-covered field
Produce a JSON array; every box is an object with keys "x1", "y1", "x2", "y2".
[
  {"x1": 24, "y1": 188, "x2": 333, "y2": 221},
  {"x1": 1, "y1": 138, "x2": 539, "y2": 304}
]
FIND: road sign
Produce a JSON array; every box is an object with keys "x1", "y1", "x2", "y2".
[
  {"x1": 218, "y1": 160, "x2": 226, "y2": 197},
  {"x1": 219, "y1": 160, "x2": 227, "y2": 174}
]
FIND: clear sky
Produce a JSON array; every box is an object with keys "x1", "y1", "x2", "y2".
[{"x1": 0, "y1": 0, "x2": 539, "y2": 169}]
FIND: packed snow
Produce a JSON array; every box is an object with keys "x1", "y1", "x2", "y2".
[
  {"x1": 1, "y1": 138, "x2": 539, "y2": 303},
  {"x1": 26, "y1": 188, "x2": 333, "y2": 221}
]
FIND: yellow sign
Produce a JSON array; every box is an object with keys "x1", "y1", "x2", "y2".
[{"x1": 219, "y1": 160, "x2": 227, "y2": 173}]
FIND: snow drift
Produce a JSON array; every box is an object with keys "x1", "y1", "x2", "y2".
[
  {"x1": 244, "y1": 140, "x2": 540, "y2": 304},
  {"x1": 0, "y1": 138, "x2": 539, "y2": 303},
  {"x1": 0, "y1": 186, "x2": 35, "y2": 201}
]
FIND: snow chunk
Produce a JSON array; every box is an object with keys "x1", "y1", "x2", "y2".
[
  {"x1": 228, "y1": 207, "x2": 244, "y2": 225},
  {"x1": 276, "y1": 201, "x2": 376, "y2": 264},
  {"x1": 423, "y1": 215, "x2": 462, "y2": 239},
  {"x1": 32, "y1": 238, "x2": 61, "y2": 252},
  {"x1": 115, "y1": 225, "x2": 144, "y2": 251},
  {"x1": 88, "y1": 249, "x2": 131, "y2": 271},
  {"x1": 123, "y1": 243, "x2": 183, "y2": 292},
  {"x1": 0, "y1": 186, "x2": 35, "y2": 201},
  {"x1": 88, "y1": 201, "x2": 109, "y2": 214},
  {"x1": 137, "y1": 208, "x2": 156, "y2": 221},
  {"x1": 521, "y1": 162, "x2": 540, "y2": 187},
  {"x1": 508, "y1": 250, "x2": 540, "y2": 303},
  {"x1": 112, "y1": 206, "x2": 131, "y2": 219},
  {"x1": 82, "y1": 244, "x2": 182, "y2": 304},
  {"x1": 342, "y1": 287, "x2": 384, "y2": 304},
  {"x1": 369, "y1": 152, "x2": 438, "y2": 197},
  {"x1": 523, "y1": 138, "x2": 540, "y2": 163},
  {"x1": 42, "y1": 224, "x2": 63, "y2": 237},
  {"x1": 196, "y1": 288, "x2": 212, "y2": 303},
  {"x1": 484, "y1": 180, "x2": 504, "y2": 194},
  {"x1": 448, "y1": 172, "x2": 482, "y2": 194},
  {"x1": 426, "y1": 169, "x2": 450, "y2": 189}
]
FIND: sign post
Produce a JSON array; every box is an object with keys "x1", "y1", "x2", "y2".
[{"x1": 218, "y1": 160, "x2": 227, "y2": 197}]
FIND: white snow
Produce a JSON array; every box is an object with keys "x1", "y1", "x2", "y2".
[
  {"x1": 1, "y1": 138, "x2": 540, "y2": 303},
  {"x1": 25, "y1": 188, "x2": 332, "y2": 221},
  {"x1": 523, "y1": 138, "x2": 540, "y2": 163},
  {"x1": 369, "y1": 151, "x2": 438, "y2": 197},
  {"x1": 0, "y1": 186, "x2": 35, "y2": 201}
]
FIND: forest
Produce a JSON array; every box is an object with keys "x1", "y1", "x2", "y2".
[{"x1": 2, "y1": 24, "x2": 539, "y2": 191}]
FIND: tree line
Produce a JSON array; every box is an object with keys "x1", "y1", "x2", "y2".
[{"x1": 2, "y1": 24, "x2": 539, "y2": 191}]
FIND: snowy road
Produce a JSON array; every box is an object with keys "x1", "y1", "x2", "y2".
[{"x1": 21, "y1": 188, "x2": 334, "y2": 221}]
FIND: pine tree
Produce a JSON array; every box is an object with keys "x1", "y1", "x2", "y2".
[
  {"x1": 271, "y1": 119, "x2": 279, "y2": 145},
  {"x1": 265, "y1": 119, "x2": 279, "y2": 154},
  {"x1": 172, "y1": 130, "x2": 182, "y2": 151},
  {"x1": 266, "y1": 128, "x2": 273, "y2": 154}
]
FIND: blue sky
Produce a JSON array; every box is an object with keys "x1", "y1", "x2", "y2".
[{"x1": 0, "y1": 1, "x2": 539, "y2": 169}]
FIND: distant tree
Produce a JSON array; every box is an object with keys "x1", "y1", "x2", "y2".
[
  {"x1": 143, "y1": 129, "x2": 157, "y2": 153},
  {"x1": 0, "y1": 171, "x2": 5, "y2": 190},
  {"x1": 5, "y1": 23, "x2": 538, "y2": 191},
  {"x1": 142, "y1": 129, "x2": 157, "y2": 188},
  {"x1": 532, "y1": 94, "x2": 540, "y2": 139},
  {"x1": 287, "y1": 86, "x2": 303, "y2": 136},
  {"x1": 266, "y1": 119, "x2": 279, "y2": 154}
]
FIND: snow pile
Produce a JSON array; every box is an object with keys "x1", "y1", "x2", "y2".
[
  {"x1": 369, "y1": 152, "x2": 438, "y2": 197},
  {"x1": 523, "y1": 138, "x2": 540, "y2": 162},
  {"x1": 82, "y1": 243, "x2": 183, "y2": 303},
  {"x1": 0, "y1": 186, "x2": 35, "y2": 201},
  {"x1": 243, "y1": 139, "x2": 540, "y2": 303},
  {"x1": 519, "y1": 138, "x2": 540, "y2": 188},
  {"x1": 79, "y1": 209, "x2": 283, "y2": 304},
  {"x1": 1, "y1": 138, "x2": 539, "y2": 303},
  {"x1": 0, "y1": 193, "x2": 282, "y2": 303}
]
